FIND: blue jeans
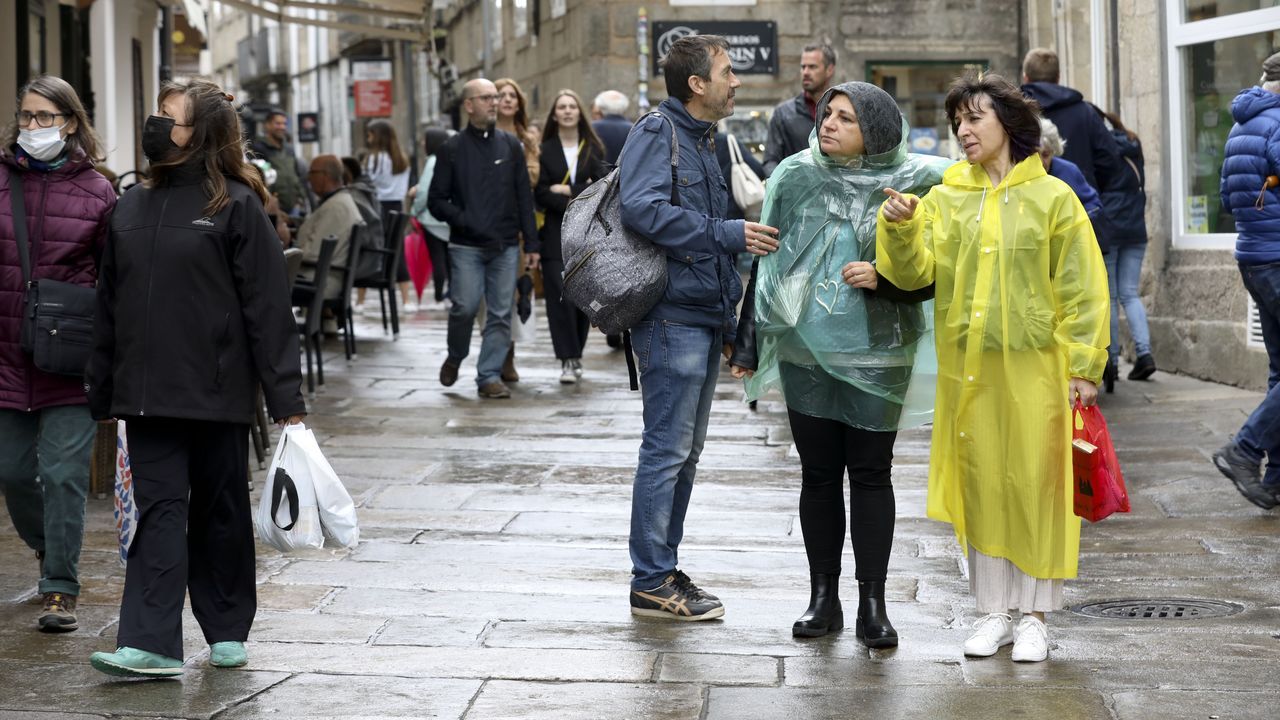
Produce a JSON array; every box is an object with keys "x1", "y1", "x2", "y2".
[
  {"x1": 447, "y1": 244, "x2": 519, "y2": 387},
  {"x1": 0, "y1": 405, "x2": 94, "y2": 595},
  {"x1": 1105, "y1": 244, "x2": 1153, "y2": 364},
  {"x1": 628, "y1": 320, "x2": 722, "y2": 590},
  {"x1": 1237, "y1": 261, "x2": 1280, "y2": 489}
]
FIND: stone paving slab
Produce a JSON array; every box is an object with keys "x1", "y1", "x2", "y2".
[
  {"x1": 0, "y1": 662, "x2": 288, "y2": 718},
  {"x1": 1111, "y1": 690, "x2": 1280, "y2": 720},
  {"x1": 704, "y1": 686, "x2": 1113, "y2": 719},
  {"x1": 465, "y1": 680, "x2": 704, "y2": 720},
  {"x1": 217, "y1": 674, "x2": 482, "y2": 719}
]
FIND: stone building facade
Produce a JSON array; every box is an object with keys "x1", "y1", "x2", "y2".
[{"x1": 436, "y1": 0, "x2": 1277, "y2": 393}]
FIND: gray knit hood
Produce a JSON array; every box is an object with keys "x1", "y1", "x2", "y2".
[{"x1": 814, "y1": 81, "x2": 904, "y2": 157}]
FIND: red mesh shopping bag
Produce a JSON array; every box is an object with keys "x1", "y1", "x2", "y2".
[{"x1": 1072, "y1": 401, "x2": 1131, "y2": 522}]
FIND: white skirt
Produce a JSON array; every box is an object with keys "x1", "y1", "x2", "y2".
[{"x1": 967, "y1": 544, "x2": 1064, "y2": 614}]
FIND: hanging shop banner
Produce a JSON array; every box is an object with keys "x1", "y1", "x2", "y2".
[
  {"x1": 352, "y1": 59, "x2": 394, "y2": 118},
  {"x1": 296, "y1": 112, "x2": 319, "y2": 143},
  {"x1": 653, "y1": 21, "x2": 777, "y2": 76}
]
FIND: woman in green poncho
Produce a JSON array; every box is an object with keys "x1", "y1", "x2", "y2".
[{"x1": 730, "y1": 81, "x2": 950, "y2": 646}]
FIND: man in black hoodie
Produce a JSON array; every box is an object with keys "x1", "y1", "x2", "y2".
[
  {"x1": 1020, "y1": 48, "x2": 1121, "y2": 195},
  {"x1": 428, "y1": 78, "x2": 539, "y2": 399}
]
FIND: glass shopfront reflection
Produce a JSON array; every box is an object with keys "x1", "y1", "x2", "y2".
[
  {"x1": 1182, "y1": 28, "x2": 1280, "y2": 233},
  {"x1": 867, "y1": 61, "x2": 988, "y2": 159}
]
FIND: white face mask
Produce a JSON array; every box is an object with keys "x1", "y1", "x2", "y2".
[{"x1": 18, "y1": 124, "x2": 67, "y2": 162}]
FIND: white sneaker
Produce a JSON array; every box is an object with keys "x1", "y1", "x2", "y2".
[
  {"x1": 402, "y1": 300, "x2": 419, "y2": 314},
  {"x1": 963, "y1": 612, "x2": 1014, "y2": 657},
  {"x1": 353, "y1": 302, "x2": 365, "y2": 316},
  {"x1": 1011, "y1": 615, "x2": 1049, "y2": 662},
  {"x1": 572, "y1": 358, "x2": 584, "y2": 378},
  {"x1": 560, "y1": 360, "x2": 577, "y2": 385}
]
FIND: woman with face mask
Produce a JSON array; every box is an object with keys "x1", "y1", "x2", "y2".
[
  {"x1": 730, "y1": 82, "x2": 950, "y2": 647},
  {"x1": 0, "y1": 75, "x2": 116, "y2": 635},
  {"x1": 85, "y1": 79, "x2": 306, "y2": 678}
]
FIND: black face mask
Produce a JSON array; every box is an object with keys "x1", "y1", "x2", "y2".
[{"x1": 142, "y1": 115, "x2": 180, "y2": 163}]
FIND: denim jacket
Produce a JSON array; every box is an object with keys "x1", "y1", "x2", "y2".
[{"x1": 619, "y1": 98, "x2": 747, "y2": 340}]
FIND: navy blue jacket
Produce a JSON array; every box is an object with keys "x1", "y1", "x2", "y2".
[
  {"x1": 427, "y1": 124, "x2": 539, "y2": 252},
  {"x1": 1099, "y1": 128, "x2": 1147, "y2": 246},
  {"x1": 1047, "y1": 156, "x2": 1107, "y2": 250},
  {"x1": 592, "y1": 115, "x2": 632, "y2": 168},
  {"x1": 1021, "y1": 82, "x2": 1122, "y2": 195},
  {"x1": 1221, "y1": 87, "x2": 1280, "y2": 264},
  {"x1": 619, "y1": 98, "x2": 746, "y2": 340}
]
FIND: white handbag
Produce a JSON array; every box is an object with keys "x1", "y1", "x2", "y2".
[{"x1": 726, "y1": 134, "x2": 766, "y2": 221}]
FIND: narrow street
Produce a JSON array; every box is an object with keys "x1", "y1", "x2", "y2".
[{"x1": 1, "y1": 307, "x2": 1277, "y2": 719}]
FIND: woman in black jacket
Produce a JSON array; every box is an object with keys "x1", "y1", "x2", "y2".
[
  {"x1": 86, "y1": 79, "x2": 305, "y2": 678},
  {"x1": 1094, "y1": 107, "x2": 1156, "y2": 390},
  {"x1": 535, "y1": 89, "x2": 608, "y2": 384}
]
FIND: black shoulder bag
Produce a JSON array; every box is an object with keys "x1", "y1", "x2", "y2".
[{"x1": 11, "y1": 172, "x2": 98, "y2": 376}]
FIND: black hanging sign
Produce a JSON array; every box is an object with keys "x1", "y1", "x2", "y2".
[{"x1": 653, "y1": 21, "x2": 778, "y2": 76}]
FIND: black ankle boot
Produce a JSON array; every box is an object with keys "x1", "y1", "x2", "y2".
[
  {"x1": 1103, "y1": 359, "x2": 1118, "y2": 394},
  {"x1": 855, "y1": 581, "x2": 898, "y2": 648},
  {"x1": 792, "y1": 572, "x2": 843, "y2": 638}
]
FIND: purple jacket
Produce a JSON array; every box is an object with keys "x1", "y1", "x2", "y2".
[{"x1": 0, "y1": 148, "x2": 116, "y2": 411}]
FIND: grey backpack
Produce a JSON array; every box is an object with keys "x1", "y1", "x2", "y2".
[{"x1": 560, "y1": 112, "x2": 679, "y2": 340}]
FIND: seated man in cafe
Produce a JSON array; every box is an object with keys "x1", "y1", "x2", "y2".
[{"x1": 293, "y1": 154, "x2": 362, "y2": 302}]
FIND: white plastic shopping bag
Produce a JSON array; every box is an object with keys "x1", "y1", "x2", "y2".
[
  {"x1": 113, "y1": 420, "x2": 137, "y2": 567},
  {"x1": 298, "y1": 426, "x2": 360, "y2": 548},
  {"x1": 255, "y1": 424, "x2": 324, "y2": 552},
  {"x1": 255, "y1": 423, "x2": 359, "y2": 551}
]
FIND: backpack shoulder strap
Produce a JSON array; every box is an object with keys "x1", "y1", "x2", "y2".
[{"x1": 645, "y1": 111, "x2": 681, "y2": 208}]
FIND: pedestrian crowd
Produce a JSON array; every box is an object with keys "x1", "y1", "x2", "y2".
[{"x1": 0, "y1": 34, "x2": 1277, "y2": 681}]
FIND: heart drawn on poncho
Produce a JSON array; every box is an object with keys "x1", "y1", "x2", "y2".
[{"x1": 815, "y1": 280, "x2": 840, "y2": 315}]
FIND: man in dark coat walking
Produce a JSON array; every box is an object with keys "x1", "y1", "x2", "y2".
[
  {"x1": 1020, "y1": 48, "x2": 1122, "y2": 195},
  {"x1": 591, "y1": 90, "x2": 633, "y2": 167},
  {"x1": 764, "y1": 42, "x2": 837, "y2": 175}
]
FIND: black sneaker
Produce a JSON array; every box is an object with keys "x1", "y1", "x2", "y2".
[
  {"x1": 1128, "y1": 354, "x2": 1157, "y2": 380},
  {"x1": 630, "y1": 575, "x2": 724, "y2": 621},
  {"x1": 673, "y1": 569, "x2": 719, "y2": 602},
  {"x1": 38, "y1": 592, "x2": 78, "y2": 633},
  {"x1": 1213, "y1": 443, "x2": 1276, "y2": 509}
]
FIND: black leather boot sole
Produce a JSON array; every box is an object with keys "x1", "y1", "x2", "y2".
[{"x1": 793, "y1": 611, "x2": 844, "y2": 638}]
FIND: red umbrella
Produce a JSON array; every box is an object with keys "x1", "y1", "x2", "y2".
[{"x1": 403, "y1": 217, "x2": 433, "y2": 300}]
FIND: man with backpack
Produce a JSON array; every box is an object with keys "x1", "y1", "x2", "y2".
[{"x1": 619, "y1": 35, "x2": 780, "y2": 621}]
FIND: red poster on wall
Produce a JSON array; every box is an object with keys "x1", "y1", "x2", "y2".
[{"x1": 352, "y1": 59, "x2": 394, "y2": 118}]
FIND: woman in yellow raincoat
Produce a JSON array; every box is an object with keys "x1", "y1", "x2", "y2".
[{"x1": 876, "y1": 75, "x2": 1109, "y2": 663}]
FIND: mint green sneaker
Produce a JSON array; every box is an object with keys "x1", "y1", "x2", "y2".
[
  {"x1": 209, "y1": 641, "x2": 247, "y2": 668},
  {"x1": 90, "y1": 647, "x2": 183, "y2": 678}
]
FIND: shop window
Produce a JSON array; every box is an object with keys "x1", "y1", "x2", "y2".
[
  {"x1": 1186, "y1": 0, "x2": 1279, "y2": 22},
  {"x1": 867, "y1": 62, "x2": 987, "y2": 159},
  {"x1": 1181, "y1": 28, "x2": 1280, "y2": 235}
]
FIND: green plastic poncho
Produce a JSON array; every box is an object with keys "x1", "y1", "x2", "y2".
[{"x1": 744, "y1": 122, "x2": 952, "y2": 431}]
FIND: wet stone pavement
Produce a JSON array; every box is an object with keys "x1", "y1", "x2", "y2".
[{"x1": 1, "y1": 305, "x2": 1279, "y2": 720}]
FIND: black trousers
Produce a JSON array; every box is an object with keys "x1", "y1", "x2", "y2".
[
  {"x1": 540, "y1": 258, "x2": 590, "y2": 360},
  {"x1": 425, "y1": 229, "x2": 450, "y2": 301},
  {"x1": 116, "y1": 417, "x2": 256, "y2": 660},
  {"x1": 787, "y1": 408, "x2": 897, "y2": 582}
]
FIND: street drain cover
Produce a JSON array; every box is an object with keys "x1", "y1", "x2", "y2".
[{"x1": 1071, "y1": 599, "x2": 1242, "y2": 620}]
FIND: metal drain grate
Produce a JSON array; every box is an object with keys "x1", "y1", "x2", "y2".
[{"x1": 1071, "y1": 599, "x2": 1242, "y2": 620}]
